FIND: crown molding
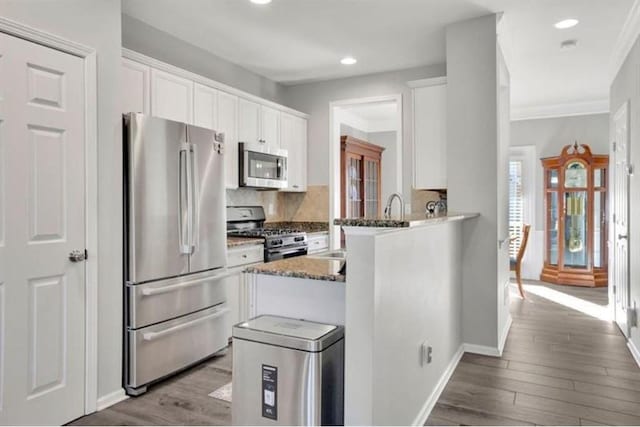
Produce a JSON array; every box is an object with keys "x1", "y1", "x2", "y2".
[
  {"x1": 610, "y1": 0, "x2": 640, "y2": 82},
  {"x1": 511, "y1": 99, "x2": 609, "y2": 121},
  {"x1": 407, "y1": 76, "x2": 447, "y2": 88}
]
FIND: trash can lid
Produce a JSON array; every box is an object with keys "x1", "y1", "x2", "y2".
[{"x1": 233, "y1": 315, "x2": 344, "y2": 352}]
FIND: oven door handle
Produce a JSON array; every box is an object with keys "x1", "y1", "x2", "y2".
[{"x1": 270, "y1": 247, "x2": 307, "y2": 257}]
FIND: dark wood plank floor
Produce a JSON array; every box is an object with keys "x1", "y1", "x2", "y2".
[
  {"x1": 426, "y1": 281, "x2": 640, "y2": 426},
  {"x1": 72, "y1": 281, "x2": 640, "y2": 426},
  {"x1": 69, "y1": 348, "x2": 233, "y2": 426}
]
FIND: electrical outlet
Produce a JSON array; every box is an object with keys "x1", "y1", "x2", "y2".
[{"x1": 420, "y1": 341, "x2": 432, "y2": 366}]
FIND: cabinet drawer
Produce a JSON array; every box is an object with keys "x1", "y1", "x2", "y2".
[
  {"x1": 127, "y1": 304, "x2": 229, "y2": 388},
  {"x1": 128, "y1": 269, "x2": 230, "y2": 329},
  {"x1": 308, "y1": 234, "x2": 329, "y2": 254},
  {"x1": 227, "y1": 245, "x2": 263, "y2": 267}
]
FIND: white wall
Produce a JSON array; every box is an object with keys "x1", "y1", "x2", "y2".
[
  {"x1": 344, "y1": 221, "x2": 463, "y2": 425},
  {"x1": 447, "y1": 14, "x2": 508, "y2": 351},
  {"x1": 282, "y1": 64, "x2": 446, "y2": 197},
  {"x1": 0, "y1": 0, "x2": 124, "y2": 401},
  {"x1": 122, "y1": 14, "x2": 286, "y2": 104},
  {"x1": 610, "y1": 35, "x2": 640, "y2": 358}
]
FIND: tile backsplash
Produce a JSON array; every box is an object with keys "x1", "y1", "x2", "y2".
[
  {"x1": 226, "y1": 185, "x2": 329, "y2": 223},
  {"x1": 226, "y1": 186, "x2": 445, "y2": 222}
]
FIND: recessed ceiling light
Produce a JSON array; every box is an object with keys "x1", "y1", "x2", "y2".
[
  {"x1": 554, "y1": 19, "x2": 579, "y2": 29},
  {"x1": 250, "y1": 0, "x2": 272, "y2": 4},
  {"x1": 560, "y1": 39, "x2": 578, "y2": 50},
  {"x1": 340, "y1": 56, "x2": 357, "y2": 65}
]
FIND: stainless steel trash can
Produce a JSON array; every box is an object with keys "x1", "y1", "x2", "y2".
[{"x1": 232, "y1": 315, "x2": 344, "y2": 426}]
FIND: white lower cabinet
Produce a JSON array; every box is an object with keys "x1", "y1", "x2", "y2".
[
  {"x1": 225, "y1": 244, "x2": 263, "y2": 340},
  {"x1": 308, "y1": 233, "x2": 329, "y2": 254}
]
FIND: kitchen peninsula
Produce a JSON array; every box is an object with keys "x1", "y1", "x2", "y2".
[{"x1": 247, "y1": 212, "x2": 479, "y2": 425}]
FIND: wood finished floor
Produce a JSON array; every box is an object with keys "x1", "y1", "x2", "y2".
[
  {"x1": 71, "y1": 281, "x2": 640, "y2": 426},
  {"x1": 426, "y1": 281, "x2": 640, "y2": 426}
]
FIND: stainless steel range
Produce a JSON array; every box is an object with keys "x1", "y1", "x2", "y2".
[{"x1": 227, "y1": 206, "x2": 308, "y2": 261}]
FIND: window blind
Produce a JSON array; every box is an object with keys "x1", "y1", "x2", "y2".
[{"x1": 509, "y1": 160, "x2": 524, "y2": 259}]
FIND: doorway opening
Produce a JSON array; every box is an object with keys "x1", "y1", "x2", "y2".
[{"x1": 328, "y1": 95, "x2": 403, "y2": 249}]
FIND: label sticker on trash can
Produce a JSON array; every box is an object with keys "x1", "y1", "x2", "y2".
[{"x1": 262, "y1": 365, "x2": 277, "y2": 420}]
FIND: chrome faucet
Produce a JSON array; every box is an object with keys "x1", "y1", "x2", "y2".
[{"x1": 384, "y1": 193, "x2": 405, "y2": 219}]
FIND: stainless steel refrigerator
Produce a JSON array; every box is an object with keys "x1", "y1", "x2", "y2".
[{"x1": 123, "y1": 113, "x2": 229, "y2": 396}]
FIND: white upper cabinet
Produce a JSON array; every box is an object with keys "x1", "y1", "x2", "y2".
[
  {"x1": 193, "y1": 83, "x2": 218, "y2": 130},
  {"x1": 151, "y1": 68, "x2": 193, "y2": 124},
  {"x1": 121, "y1": 58, "x2": 150, "y2": 114},
  {"x1": 122, "y1": 51, "x2": 308, "y2": 191},
  {"x1": 217, "y1": 91, "x2": 239, "y2": 189},
  {"x1": 280, "y1": 112, "x2": 307, "y2": 192},
  {"x1": 260, "y1": 105, "x2": 281, "y2": 149},
  {"x1": 238, "y1": 98, "x2": 261, "y2": 145},
  {"x1": 412, "y1": 79, "x2": 447, "y2": 190}
]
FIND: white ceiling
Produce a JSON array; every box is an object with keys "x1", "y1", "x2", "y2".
[{"x1": 123, "y1": 0, "x2": 634, "y2": 113}]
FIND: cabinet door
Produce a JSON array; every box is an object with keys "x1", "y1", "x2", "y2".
[
  {"x1": 224, "y1": 270, "x2": 242, "y2": 341},
  {"x1": 280, "y1": 113, "x2": 307, "y2": 192},
  {"x1": 193, "y1": 83, "x2": 218, "y2": 130},
  {"x1": 121, "y1": 58, "x2": 150, "y2": 114},
  {"x1": 261, "y1": 105, "x2": 281, "y2": 148},
  {"x1": 218, "y1": 91, "x2": 239, "y2": 189},
  {"x1": 151, "y1": 68, "x2": 193, "y2": 124},
  {"x1": 238, "y1": 98, "x2": 261, "y2": 144},
  {"x1": 413, "y1": 83, "x2": 447, "y2": 189},
  {"x1": 364, "y1": 157, "x2": 381, "y2": 218}
]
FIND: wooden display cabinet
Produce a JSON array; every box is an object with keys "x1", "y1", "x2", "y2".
[
  {"x1": 340, "y1": 136, "x2": 384, "y2": 219},
  {"x1": 540, "y1": 143, "x2": 609, "y2": 287}
]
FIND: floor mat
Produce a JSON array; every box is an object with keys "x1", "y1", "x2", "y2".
[{"x1": 208, "y1": 381, "x2": 232, "y2": 403}]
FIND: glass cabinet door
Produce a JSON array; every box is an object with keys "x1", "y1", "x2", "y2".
[
  {"x1": 547, "y1": 191, "x2": 559, "y2": 265},
  {"x1": 364, "y1": 158, "x2": 379, "y2": 218},
  {"x1": 346, "y1": 155, "x2": 362, "y2": 218},
  {"x1": 563, "y1": 191, "x2": 588, "y2": 269}
]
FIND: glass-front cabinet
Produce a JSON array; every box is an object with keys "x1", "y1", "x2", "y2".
[
  {"x1": 541, "y1": 143, "x2": 609, "y2": 287},
  {"x1": 340, "y1": 136, "x2": 384, "y2": 219}
]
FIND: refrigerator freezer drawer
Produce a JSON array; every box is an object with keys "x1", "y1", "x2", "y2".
[
  {"x1": 127, "y1": 304, "x2": 229, "y2": 389},
  {"x1": 128, "y1": 269, "x2": 231, "y2": 329}
]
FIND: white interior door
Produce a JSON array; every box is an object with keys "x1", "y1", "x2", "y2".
[
  {"x1": 0, "y1": 32, "x2": 86, "y2": 425},
  {"x1": 613, "y1": 102, "x2": 630, "y2": 338}
]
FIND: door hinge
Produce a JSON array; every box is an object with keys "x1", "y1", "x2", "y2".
[
  {"x1": 613, "y1": 284, "x2": 616, "y2": 295},
  {"x1": 628, "y1": 304, "x2": 638, "y2": 328},
  {"x1": 84, "y1": 249, "x2": 88, "y2": 260},
  {"x1": 613, "y1": 141, "x2": 617, "y2": 152},
  {"x1": 628, "y1": 164, "x2": 635, "y2": 176}
]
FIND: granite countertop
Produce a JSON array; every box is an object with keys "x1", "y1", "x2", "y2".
[
  {"x1": 334, "y1": 212, "x2": 479, "y2": 228},
  {"x1": 245, "y1": 256, "x2": 345, "y2": 282},
  {"x1": 226, "y1": 236, "x2": 264, "y2": 248},
  {"x1": 265, "y1": 221, "x2": 330, "y2": 234}
]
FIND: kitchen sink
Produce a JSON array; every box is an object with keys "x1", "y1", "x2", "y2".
[{"x1": 308, "y1": 250, "x2": 346, "y2": 260}]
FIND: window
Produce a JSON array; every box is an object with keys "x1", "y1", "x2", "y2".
[{"x1": 509, "y1": 160, "x2": 524, "y2": 259}]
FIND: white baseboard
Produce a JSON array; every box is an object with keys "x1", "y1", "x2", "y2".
[
  {"x1": 96, "y1": 388, "x2": 128, "y2": 412},
  {"x1": 628, "y1": 339, "x2": 640, "y2": 368},
  {"x1": 498, "y1": 315, "x2": 513, "y2": 356},
  {"x1": 463, "y1": 342, "x2": 501, "y2": 357},
  {"x1": 412, "y1": 344, "x2": 464, "y2": 426}
]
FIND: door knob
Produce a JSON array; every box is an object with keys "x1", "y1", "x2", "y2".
[
  {"x1": 618, "y1": 234, "x2": 628, "y2": 240},
  {"x1": 69, "y1": 250, "x2": 86, "y2": 262}
]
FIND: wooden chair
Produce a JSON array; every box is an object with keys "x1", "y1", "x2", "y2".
[{"x1": 510, "y1": 224, "x2": 531, "y2": 299}]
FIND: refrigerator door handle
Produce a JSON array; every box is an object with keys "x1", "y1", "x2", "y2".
[
  {"x1": 140, "y1": 269, "x2": 235, "y2": 297},
  {"x1": 190, "y1": 143, "x2": 200, "y2": 254},
  {"x1": 142, "y1": 307, "x2": 230, "y2": 342},
  {"x1": 178, "y1": 148, "x2": 191, "y2": 254}
]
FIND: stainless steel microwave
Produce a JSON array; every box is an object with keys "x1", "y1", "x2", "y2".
[{"x1": 239, "y1": 143, "x2": 288, "y2": 189}]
